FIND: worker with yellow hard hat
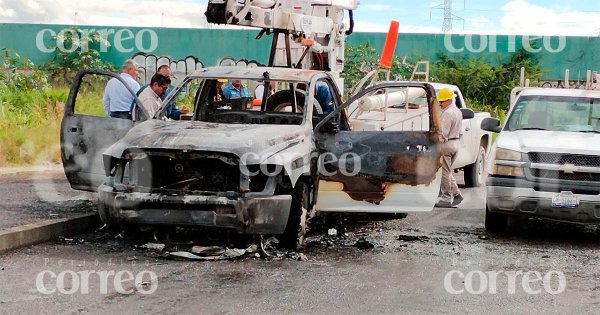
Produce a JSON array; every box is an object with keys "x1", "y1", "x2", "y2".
[{"x1": 435, "y1": 87, "x2": 464, "y2": 208}]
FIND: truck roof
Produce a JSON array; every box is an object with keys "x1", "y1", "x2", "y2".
[
  {"x1": 518, "y1": 87, "x2": 600, "y2": 98},
  {"x1": 188, "y1": 66, "x2": 326, "y2": 82}
]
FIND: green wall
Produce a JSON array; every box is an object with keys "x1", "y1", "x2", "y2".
[{"x1": 1, "y1": 23, "x2": 599, "y2": 80}]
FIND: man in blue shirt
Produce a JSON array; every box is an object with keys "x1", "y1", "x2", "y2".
[
  {"x1": 103, "y1": 59, "x2": 140, "y2": 120},
  {"x1": 221, "y1": 79, "x2": 251, "y2": 99},
  {"x1": 315, "y1": 81, "x2": 335, "y2": 114}
]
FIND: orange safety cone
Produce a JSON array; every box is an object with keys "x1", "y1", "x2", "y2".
[{"x1": 378, "y1": 20, "x2": 400, "y2": 69}]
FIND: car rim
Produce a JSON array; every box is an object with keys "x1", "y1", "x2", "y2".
[{"x1": 477, "y1": 148, "x2": 485, "y2": 184}]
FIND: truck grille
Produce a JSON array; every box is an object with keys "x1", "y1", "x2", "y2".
[
  {"x1": 127, "y1": 151, "x2": 240, "y2": 192},
  {"x1": 528, "y1": 152, "x2": 600, "y2": 167},
  {"x1": 528, "y1": 152, "x2": 600, "y2": 182},
  {"x1": 530, "y1": 169, "x2": 600, "y2": 182}
]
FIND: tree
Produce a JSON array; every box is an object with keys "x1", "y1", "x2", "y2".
[
  {"x1": 431, "y1": 48, "x2": 542, "y2": 108},
  {"x1": 342, "y1": 42, "x2": 415, "y2": 93},
  {"x1": 0, "y1": 48, "x2": 49, "y2": 91},
  {"x1": 43, "y1": 28, "x2": 115, "y2": 85}
]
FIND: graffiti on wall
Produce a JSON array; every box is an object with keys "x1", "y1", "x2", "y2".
[
  {"x1": 539, "y1": 80, "x2": 593, "y2": 90},
  {"x1": 132, "y1": 53, "x2": 264, "y2": 86},
  {"x1": 216, "y1": 57, "x2": 263, "y2": 68},
  {"x1": 133, "y1": 53, "x2": 204, "y2": 87}
]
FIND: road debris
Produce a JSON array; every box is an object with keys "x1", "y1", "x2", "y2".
[
  {"x1": 170, "y1": 251, "x2": 204, "y2": 260},
  {"x1": 297, "y1": 253, "x2": 309, "y2": 261},
  {"x1": 140, "y1": 243, "x2": 166, "y2": 251},
  {"x1": 397, "y1": 234, "x2": 429, "y2": 242},
  {"x1": 354, "y1": 237, "x2": 374, "y2": 249},
  {"x1": 58, "y1": 236, "x2": 85, "y2": 244},
  {"x1": 115, "y1": 230, "x2": 126, "y2": 239},
  {"x1": 169, "y1": 247, "x2": 248, "y2": 261},
  {"x1": 191, "y1": 246, "x2": 225, "y2": 256}
]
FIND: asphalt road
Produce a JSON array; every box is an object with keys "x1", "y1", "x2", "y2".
[
  {"x1": 0, "y1": 167, "x2": 95, "y2": 230},
  {"x1": 1, "y1": 173, "x2": 600, "y2": 314}
]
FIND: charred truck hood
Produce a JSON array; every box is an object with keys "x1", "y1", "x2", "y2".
[{"x1": 103, "y1": 120, "x2": 308, "y2": 173}]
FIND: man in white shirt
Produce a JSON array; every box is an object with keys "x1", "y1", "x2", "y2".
[
  {"x1": 435, "y1": 88, "x2": 464, "y2": 208},
  {"x1": 137, "y1": 73, "x2": 171, "y2": 120},
  {"x1": 102, "y1": 59, "x2": 140, "y2": 120}
]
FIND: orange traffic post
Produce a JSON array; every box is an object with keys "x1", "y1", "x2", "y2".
[{"x1": 379, "y1": 20, "x2": 400, "y2": 69}]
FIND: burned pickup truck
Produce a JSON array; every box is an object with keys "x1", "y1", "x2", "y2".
[{"x1": 60, "y1": 67, "x2": 445, "y2": 248}]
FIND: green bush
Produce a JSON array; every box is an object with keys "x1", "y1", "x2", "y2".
[
  {"x1": 43, "y1": 28, "x2": 115, "y2": 85},
  {"x1": 0, "y1": 48, "x2": 49, "y2": 91},
  {"x1": 342, "y1": 42, "x2": 416, "y2": 92},
  {"x1": 431, "y1": 48, "x2": 542, "y2": 109}
]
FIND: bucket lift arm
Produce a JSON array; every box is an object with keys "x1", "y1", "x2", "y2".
[{"x1": 205, "y1": 0, "x2": 359, "y2": 88}]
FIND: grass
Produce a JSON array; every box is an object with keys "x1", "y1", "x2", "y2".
[{"x1": 0, "y1": 83, "x2": 107, "y2": 166}]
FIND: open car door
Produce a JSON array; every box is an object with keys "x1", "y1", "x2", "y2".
[
  {"x1": 314, "y1": 82, "x2": 444, "y2": 213},
  {"x1": 60, "y1": 70, "x2": 146, "y2": 192}
]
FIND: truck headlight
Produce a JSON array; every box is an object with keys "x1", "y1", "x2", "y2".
[
  {"x1": 495, "y1": 148, "x2": 522, "y2": 161},
  {"x1": 491, "y1": 148, "x2": 525, "y2": 177}
]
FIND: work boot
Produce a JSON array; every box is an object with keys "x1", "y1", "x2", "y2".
[
  {"x1": 434, "y1": 200, "x2": 452, "y2": 208},
  {"x1": 452, "y1": 194, "x2": 464, "y2": 206}
]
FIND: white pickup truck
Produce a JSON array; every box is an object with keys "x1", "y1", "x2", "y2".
[
  {"x1": 481, "y1": 79, "x2": 600, "y2": 232},
  {"x1": 348, "y1": 82, "x2": 493, "y2": 187}
]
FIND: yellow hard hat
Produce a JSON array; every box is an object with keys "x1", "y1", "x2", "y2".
[
  {"x1": 217, "y1": 78, "x2": 228, "y2": 83},
  {"x1": 437, "y1": 88, "x2": 456, "y2": 102}
]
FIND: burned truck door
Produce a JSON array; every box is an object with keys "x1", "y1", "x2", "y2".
[
  {"x1": 60, "y1": 70, "x2": 145, "y2": 192},
  {"x1": 314, "y1": 83, "x2": 444, "y2": 213}
]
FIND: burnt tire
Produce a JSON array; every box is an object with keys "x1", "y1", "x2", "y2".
[
  {"x1": 266, "y1": 90, "x2": 323, "y2": 114},
  {"x1": 464, "y1": 145, "x2": 486, "y2": 187},
  {"x1": 280, "y1": 181, "x2": 311, "y2": 250},
  {"x1": 484, "y1": 205, "x2": 508, "y2": 233}
]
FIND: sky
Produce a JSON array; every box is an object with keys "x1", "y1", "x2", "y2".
[{"x1": 0, "y1": 0, "x2": 599, "y2": 36}]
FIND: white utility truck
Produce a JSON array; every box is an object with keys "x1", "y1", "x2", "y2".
[
  {"x1": 481, "y1": 71, "x2": 600, "y2": 232},
  {"x1": 348, "y1": 82, "x2": 492, "y2": 187}
]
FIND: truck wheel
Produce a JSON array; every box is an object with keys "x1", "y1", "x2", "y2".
[
  {"x1": 280, "y1": 181, "x2": 311, "y2": 250},
  {"x1": 484, "y1": 205, "x2": 508, "y2": 233},
  {"x1": 464, "y1": 145, "x2": 486, "y2": 187}
]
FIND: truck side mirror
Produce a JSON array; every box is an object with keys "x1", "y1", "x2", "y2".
[
  {"x1": 481, "y1": 117, "x2": 502, "y2": 133},
  {"x1": 460, "y1": 108, "x2": 475, "y2": 120}
]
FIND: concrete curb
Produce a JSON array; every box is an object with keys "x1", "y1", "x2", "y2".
[
  {"x1": 0, "y1": 213, "x2": 101, "y2": 253},
  {"x1": 0, "y1": 164, "x2": 62, "y2": 175}
]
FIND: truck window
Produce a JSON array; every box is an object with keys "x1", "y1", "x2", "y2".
[
  {"x1": 506, "y1": 95, "x2": 600, "y2": 132},
  {"x1": 168, "y1": 78, "x2": 311, "y2": 126}
]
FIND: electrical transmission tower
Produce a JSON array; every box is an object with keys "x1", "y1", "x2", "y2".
[
  {"x1": 442, "y1": 0, "x2": 452, "y2": 33},
  {"x1": 431, "y1": 0, "x2": 464, "y2": 33}
]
